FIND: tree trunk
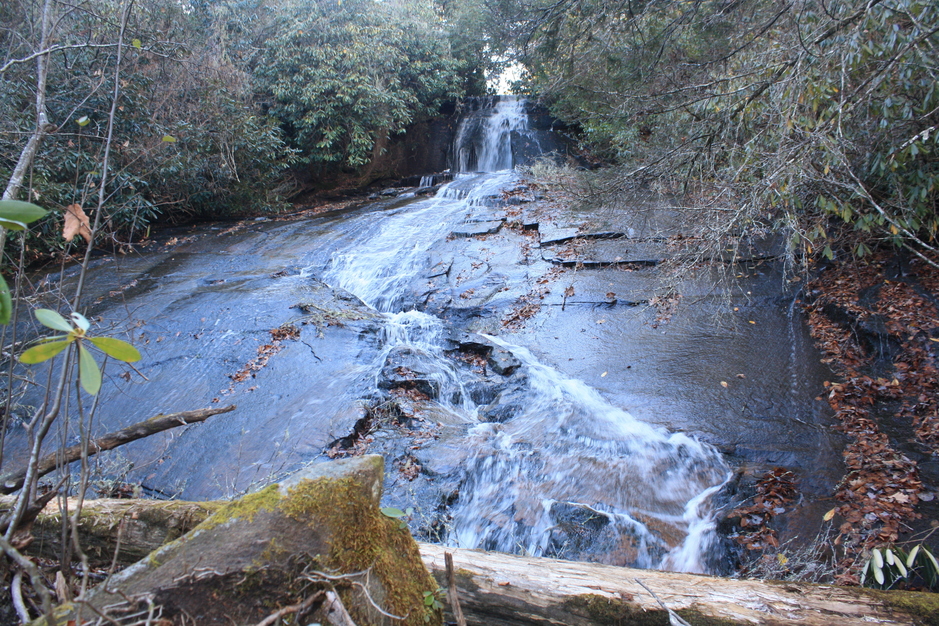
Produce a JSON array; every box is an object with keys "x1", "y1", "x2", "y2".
[{"x1": 8, "y1": 497, "x2": 938, "y2": 625}]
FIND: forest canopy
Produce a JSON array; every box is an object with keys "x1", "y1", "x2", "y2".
[
  {"x1": 0, "y1": 0, "x2": 484, "y2": 254},
  {"x1": 507, "y1": 0, "x2": 939, "y2": 266}
]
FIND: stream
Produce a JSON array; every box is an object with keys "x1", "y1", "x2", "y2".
[{"x1": 9, "y1": 96, "x2": 842, "y2": 575}]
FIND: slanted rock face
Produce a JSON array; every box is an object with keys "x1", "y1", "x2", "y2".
[{"x1": 70, "y1": 456, "x2": 441, "y2": 626}]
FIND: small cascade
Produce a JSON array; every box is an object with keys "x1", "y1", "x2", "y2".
[
  {"x1": 453, "y1": 96, "x2": 528, "y2": 172},
  {"x1": 320, "y1": 97, "x2": 730, "y2": 573},
  {"x1": 448, "y1": 338, "x2": 729, "y2": 572}
]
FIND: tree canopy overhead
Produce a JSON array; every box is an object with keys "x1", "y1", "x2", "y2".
[
  {"x1": 1, "y1": 0, "x2": 488, "y2": 255},
  {"x1": 508, "y1": 0, "x2": 939, "y2": 265}
]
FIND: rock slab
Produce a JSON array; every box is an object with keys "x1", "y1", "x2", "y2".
[{"x1": 62, "y1": 456, "x2": 440, "y2": 626}]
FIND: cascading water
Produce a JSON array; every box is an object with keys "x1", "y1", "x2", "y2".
[
  {"x1": 452, "y1": 96, "x2": 528, "y2": 172},
  {"x1": 322, "y1": 97, "x2": 730, "y2": 573}
]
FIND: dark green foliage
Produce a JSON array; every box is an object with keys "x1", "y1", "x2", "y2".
[
  {"x1": 256, "y1": 0, "x2": 465, "y2": 167},
  {"x1": 511, "y1": 0, "x2": 939, "y2": 264},
  {"x1": 1, "y1": 0, "x2": 293, "y2": 255}
]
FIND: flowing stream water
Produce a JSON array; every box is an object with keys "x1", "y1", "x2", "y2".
[
  {"x1": 322, "y1": 96, "x2": 730, "y2": 572},
  {"x1": 10, "y1": 95, "x2": 842, "y2": 576}
]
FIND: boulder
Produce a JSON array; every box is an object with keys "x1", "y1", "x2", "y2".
[
  {"x1": 486, "y1": 347, "x2": 521, "y2": 376},
  {"x1": 58, "y1": 456, "x2": 441, "y2": 626}
]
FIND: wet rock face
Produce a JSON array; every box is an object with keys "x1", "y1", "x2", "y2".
[
  {"x1": 487, "y1": 347, "x2": 521, "y2": 376},
  {"x1": 72, "y1": 456, "x2": 441, "y2": 626},
  {"x1": 478, "y1": 376, "x2": 529, "y2": 423},
  {"x1": 379, "y1": 347, "x2": 442, "y2": 399}
]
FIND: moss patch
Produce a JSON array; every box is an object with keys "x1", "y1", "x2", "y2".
[
  {"x1": 283, "y1": 477, "x2": 440, "y2": 626},
  {"x1": 860, "y1": 588, "x2": 939, "y2": 626},
  {"x1": 564, "y1": 594, "x2": 748, "y2": 626},
  {"x1": 195, "y1": 484, "x2": 282, "y2": 533}
]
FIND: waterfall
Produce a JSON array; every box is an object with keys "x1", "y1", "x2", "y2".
[
  {"x1": 452, "y1": 96, "x2": 528, "y2": 172},
  {"x1": 321, "y1": 98, "x2": 729, "y2": 573}
]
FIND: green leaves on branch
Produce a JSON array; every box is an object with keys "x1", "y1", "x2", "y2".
[
  {"x1": 19, "y1": 309, "x2": 141, "y2": 395},
  {"x1": 258, "y1": 0, "x2": 464, "y2": 167},
  {"x1": 0, "y1": 200, "x2": 48, "y2": 325}
]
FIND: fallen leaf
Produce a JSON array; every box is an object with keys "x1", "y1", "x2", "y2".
[
  {"x1": 62, "y1": 203, "x2": 92, "y2": 243},
  {"x1": 823, "y1": 508, "x2": 836, "y2": 521},
  {"x1": 600, "y1": 371, "x2": 607, "y2": 377},
  {"x1": 720, "y1": 381, "x2": 729, "y2": 388}
]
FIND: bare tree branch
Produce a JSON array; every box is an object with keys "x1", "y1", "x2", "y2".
[{"x1": 0, "y1": 405, "x2": 236, "y2": 495}]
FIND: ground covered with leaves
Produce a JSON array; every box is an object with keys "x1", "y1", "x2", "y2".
[{"x1": 736, "y1": 251, "x2": 939, "y2": 586}]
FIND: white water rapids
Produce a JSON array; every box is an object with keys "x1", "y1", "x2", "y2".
[{"x1": 322, "y1": 96, "x2": 730, "y2": 572}]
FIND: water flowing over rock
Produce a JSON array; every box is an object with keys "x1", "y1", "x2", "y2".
[
  {"x1": 15, "y1": 95, "x2": 839, "y2": 578},
  {"x1": 320, "y1": 100, "x2": 732, "y2": 573}
]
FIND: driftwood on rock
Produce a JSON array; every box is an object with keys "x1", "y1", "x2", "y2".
[{"x1": 0, "y1": 405, "x2": 236, "y2": 494}]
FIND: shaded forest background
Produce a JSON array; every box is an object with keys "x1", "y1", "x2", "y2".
[
  {"x1": 1, "y1": 0, "x2": 938, "y2": 611},
  {"x1": 3, "y1": 0, "x2": 937, "y2": 269}
]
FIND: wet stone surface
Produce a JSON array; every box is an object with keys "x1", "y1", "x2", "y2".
[{"x1": 11, "y1": 148, "x2": 840, "y2": 572}]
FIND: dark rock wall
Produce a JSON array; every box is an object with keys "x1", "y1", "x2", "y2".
[{"x1": 294, "y1": 99, "x2": 576, "y2": 192}]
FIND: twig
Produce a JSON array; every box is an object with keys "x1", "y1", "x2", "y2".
[
  {"x1": 445, "y1": 551, "x2": 467, "y2": 626},
  {"x1": 303, "y1": 569, "x2": 406, "y2": 620},
  {"x1": 634, "y1": 578, "x2": 692, "y2": 626},
  {"x1": 11, "y1": 571, "x2": 29, "y2": 624},
  {"x1": 254, "y1": 591, "x2": 323, "y2": 626},
  {"x1": 322, "y1": 590, "x2": 357, "y2": 626},
  {"x1": 0, "y1": 534, "x2": 54, "y2": 620}
]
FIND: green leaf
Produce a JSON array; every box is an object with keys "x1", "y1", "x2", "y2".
[
  {"x1": 35, "y1": 309, "x2": 74, "y2": 332},
  {"x1": 0, "y1": 218, "x2": 28, "y2": 231},
  {"x1": 78, "y1": 343, "x2": 102, "y2": 395},
  {"x1": 0, "y1": 200, "x2": 47, "y2": 230},
  {"x1": 921, "y1": 547, "x2": 939, "y2": 576},
  {"x1": 90, "y1": 336, "x2": 142, "y2": 362},
  {"x1": 162, "y1": 135, "x2": 177, "y2": 143},
  {"x1": 20, "y1": 339, "x2": 72, "y2": 364},
  {"x1": 0, "y1": 274, "x2": 10, "y2": 326},
  {"x1": 380, "y1": 507, "x2": 406, "y2": 518},
  {"x1": 132, "y1": 38, "x2": 142, "y2": 49}
]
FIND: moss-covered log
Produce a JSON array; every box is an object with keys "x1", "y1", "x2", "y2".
[{"x1": 32, "y1": 456, "x2": 440, "y2": 626}]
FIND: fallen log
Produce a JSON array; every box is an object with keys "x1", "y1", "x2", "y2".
[
  {"x1": 11, "y1": 498, "x2": 939, "y2": 625},
  {"x1": 419, "y1": 544, "x2": 938, "y2": 625},
  {"x1": 1, "y1": 496, "x2": 223, "y2": 566}
]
